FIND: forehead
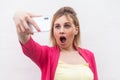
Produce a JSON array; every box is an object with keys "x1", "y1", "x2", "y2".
[{"x1": 54, "y1": 15, "x2": 73, "y2": 24}]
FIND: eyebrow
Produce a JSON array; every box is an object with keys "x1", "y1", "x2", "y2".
[{"x1": 54, "y1": 22, "x2": 71, "y2": 25}]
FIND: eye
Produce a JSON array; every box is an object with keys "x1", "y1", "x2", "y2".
[
  {"x1": 64, "y1": 23, "x2": 71, "y2": 29},
  {"x1": 54, "y1": 24, "x2": 61, "y2": 29}
]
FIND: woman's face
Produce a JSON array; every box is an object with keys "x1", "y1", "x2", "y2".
[{"x1": 53, "y1": 15, "x2": 78, "y2": 50}]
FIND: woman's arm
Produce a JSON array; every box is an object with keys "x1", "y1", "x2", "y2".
[{"x1": 13, "y1": 11, "x2": 40, "y2": 44}]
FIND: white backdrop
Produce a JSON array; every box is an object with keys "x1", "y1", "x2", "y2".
[{"x1": 0, "y1": 0, "x2": 120, "y2": 80}]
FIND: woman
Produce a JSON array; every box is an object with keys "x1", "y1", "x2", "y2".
[{"x1": 13, "y1": 6, "x2": 98, "y2": 80}]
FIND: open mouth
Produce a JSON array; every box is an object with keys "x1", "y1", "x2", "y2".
[{"x1": 60, "y1": 36, "x2": 66, "y2": 43}]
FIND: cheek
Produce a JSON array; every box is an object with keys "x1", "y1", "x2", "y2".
[
  {"x1": 67, "y1": 30, "x2": 76, "y2": 39},
  {"x1": 68, "y1": 33, "x2": 75, "y2": 39},
  {"x1": 53, "y1": 30, "x2": 59, "y2": 40}
]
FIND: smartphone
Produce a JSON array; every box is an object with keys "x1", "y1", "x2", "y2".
[{"x1": 29, "y1": 16, "x2": 52, "y2": 32}]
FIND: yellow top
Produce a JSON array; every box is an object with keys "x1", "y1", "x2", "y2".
[{"x1": 54, "y1": 60, "x2": 93, "y2": 80}]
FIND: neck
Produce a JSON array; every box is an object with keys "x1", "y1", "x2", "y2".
[{"x1": 60, "y1": 46, "x2": 77, "y2": 53}]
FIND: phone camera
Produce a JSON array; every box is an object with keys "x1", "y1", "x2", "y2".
[{"x1": 44, "y1": 17, "x2": 49, "y2": 20}]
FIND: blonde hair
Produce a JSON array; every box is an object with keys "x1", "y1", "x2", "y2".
[{"x1": 50, "y1": 6, "x2": 81, "y2": 48}]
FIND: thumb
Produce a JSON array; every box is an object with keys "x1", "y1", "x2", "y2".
[{"x1": 28, "y1": 12, "x2": 42, "y2": 17}]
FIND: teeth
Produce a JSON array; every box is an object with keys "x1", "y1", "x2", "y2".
[{"x1": 60, "y1": 36, "x2": 66, "y2": 43}]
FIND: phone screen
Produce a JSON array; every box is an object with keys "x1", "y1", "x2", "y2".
[{"x1": 29, "y1": 16, "x2": 52, "y2": 32}]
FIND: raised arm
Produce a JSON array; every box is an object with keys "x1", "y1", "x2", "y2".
[{"x1": 13, "y1": 11, "x2": 40, "y2": 44}]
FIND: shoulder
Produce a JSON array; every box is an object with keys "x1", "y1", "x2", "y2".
[
  {"x1": 78, "y1": 47, "x2": 94, "y2": 57},
  {"x1": 77, "y1": 47, "x2": 96, "y2": 64}
]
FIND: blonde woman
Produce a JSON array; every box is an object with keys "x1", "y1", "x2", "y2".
[{"x1": 13, "y1": 6, "x2": 98, "y2": 80}]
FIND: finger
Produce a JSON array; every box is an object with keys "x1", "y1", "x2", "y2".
[
  {"x1": 26, "y1": 16, "x2": 40, "y2": 32},
  {"x1": 16, "y1": 25, "x2": 21, "y2": 33},
  {"x1": 21, "y1": 19, "x2": 33, "y2": 33},
  {"x1": 19, "y1": 24, "x2": 25, "y2": 32},
  {"x1": 28, "y1": 13, "x2": 42, "y2": 17},
  {"x1": 19, "y1": 15, "x2": 34, "y2": 34}
]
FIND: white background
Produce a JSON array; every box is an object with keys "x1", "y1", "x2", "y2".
[{"x1": 0, "y1": 0, "x2": 120, "y2": 80}]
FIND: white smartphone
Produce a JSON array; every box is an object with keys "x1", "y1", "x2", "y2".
[{"x1": 29, "y1": 16, "x2": 52, "y2": 32}]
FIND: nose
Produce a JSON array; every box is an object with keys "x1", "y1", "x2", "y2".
[{"x1": 59, "y1": 27, "x2": 65, "y2": 34}]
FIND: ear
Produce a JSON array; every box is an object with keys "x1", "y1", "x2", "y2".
[{"x1": 74, "y1": 26, "x2": 79, "y2": 35}]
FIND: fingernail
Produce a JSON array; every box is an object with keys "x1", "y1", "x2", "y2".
[{"x1": 38, "y1": 29, "x2": 40, "y2": 32}]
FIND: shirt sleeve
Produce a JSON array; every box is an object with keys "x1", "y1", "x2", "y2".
[{"x1": 19, "y1": 36, "x2": 50, "y2": 68}]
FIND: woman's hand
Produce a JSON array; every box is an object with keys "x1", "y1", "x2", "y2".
[
  {"x1": 13, "y1": 11, "x2": 40, "y2": 34},
  {"x1": 13, "y1": 11, "x2": 40, "y2": 44}
]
